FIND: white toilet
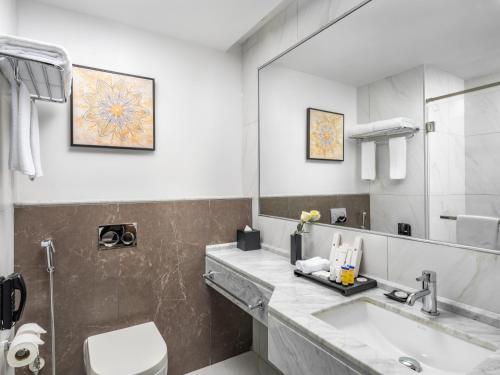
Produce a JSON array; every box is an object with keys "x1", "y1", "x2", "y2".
[{"x1": 84, "y1": 322, "x2": 168, "y2": 375}]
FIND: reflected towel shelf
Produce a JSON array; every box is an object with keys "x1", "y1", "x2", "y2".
[{"x1": 349, "y1": 125, "x2": 419, "y2": 143}]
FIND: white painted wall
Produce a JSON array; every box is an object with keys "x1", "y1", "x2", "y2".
[
  {"x1": 260, "y1": 64, "x2": 367, "y2": 196},
  {"x1": 0, "y1": 0, "x2": 17, "y2": 36},
  {"x1": 243, "y1": 0, "x2": 500, "y2": 314},
  {"x1": 14, "y1": 0, "x2": 244, "y2": 203}
]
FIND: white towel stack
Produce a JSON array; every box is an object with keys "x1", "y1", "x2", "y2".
[
  {"x1": 349, "y1": 117, "x2": 415, "y2": 181},
  {"x1": 295, "y1": 257, "x2": 330, "y2": 274},
  {"x1": 0, "y1": 34, "x2": 72, "y2": 97},
  {"x1": 348, "y1": 117, "x2": 416, "y2": 137},
  {"x1": 0, "y1": 35, "x2": 72, "y2": 179}
]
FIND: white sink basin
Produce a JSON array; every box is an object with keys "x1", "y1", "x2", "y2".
[{"x1": 313, "y1": 299, "x2": 494, "y2": 375}]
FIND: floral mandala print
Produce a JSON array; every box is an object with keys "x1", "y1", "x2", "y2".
[
  {"x1": 309, "y1": 109, "x2": 344, "y2": 160},
  {"x1": 83, "y1": 79, "x2": 149, "y2": 142}
]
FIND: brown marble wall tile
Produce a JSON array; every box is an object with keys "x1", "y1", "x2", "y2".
[
  {"x1": 260, "y1": 194, "x2": 370, "y2": 229},
  {"x1": 14, "y1": 198, "x2": 252, "y2": 375}
]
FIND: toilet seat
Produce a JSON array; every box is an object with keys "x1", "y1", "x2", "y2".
[{"x1": 84, "y1": 322, "x2": 168, "y2": 375}]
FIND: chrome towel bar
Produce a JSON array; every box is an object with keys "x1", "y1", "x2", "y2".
[
  {"x1": 440, "y1": 215, "x2": 457, "y2": 220},
  {"x1": 440, "y1": 215, "x2": 500, "y2": 226},
  {"x1": 203, "y1": 271, "x2": 265, "y2": 311}
]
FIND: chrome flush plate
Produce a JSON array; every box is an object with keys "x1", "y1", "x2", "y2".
[{"x1": 98, "y1": 223, "x2": 137, "y2": 250}]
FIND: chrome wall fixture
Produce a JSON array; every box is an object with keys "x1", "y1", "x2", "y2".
[{"x1": 98, "y1": 223, "x2": 138, "y2": 250}]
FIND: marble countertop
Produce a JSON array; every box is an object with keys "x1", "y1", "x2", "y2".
[{"x1": 206, "y1": 244, "x2": 500, "y2": 375}]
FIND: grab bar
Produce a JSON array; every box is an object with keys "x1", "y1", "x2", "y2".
[
  {"x1": 203, "y1": 271, "x2": 264, "y2": 311},
  {"x1": 440, "y1": 215, "x2": 457, "y2": 220}
]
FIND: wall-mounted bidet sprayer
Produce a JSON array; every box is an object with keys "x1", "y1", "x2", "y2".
[
  {"x1": 41, "y1": 239, "x2": 55, "y2": 273},
  {"x1": 40, "y1": 239, "x2": 56, "y2": 375}
]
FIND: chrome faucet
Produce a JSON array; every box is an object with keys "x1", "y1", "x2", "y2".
[{"x1": 406, "y1": 270, "x2": 439, "y2": 316}]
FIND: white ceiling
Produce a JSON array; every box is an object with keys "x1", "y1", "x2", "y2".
[
  {"x1": 32, "y1": 0, "x2": 289, "y2": 50},
  {"x1": 275, "y1": 0, "x2": 500, "y2": 86}
]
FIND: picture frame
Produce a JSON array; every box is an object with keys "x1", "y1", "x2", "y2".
[
  {"x1": 306, "y1": 107, "x2": 344, "y2": 161},
  {"x1": 71, "y1": 64, "x2": 155, "y2": 151}
]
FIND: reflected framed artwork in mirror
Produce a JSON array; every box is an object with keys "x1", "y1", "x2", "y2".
[{"x1": 307, "y1": 108, "x2": 344, "y2": 161}]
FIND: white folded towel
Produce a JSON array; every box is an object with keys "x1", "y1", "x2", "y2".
[
  {"x1": 295, "y1": 257, "x2": 330, "y2": 274},
  {"x1": 311, "y1": 270, "x2": 331, "y2": 280},
  {"x1": 361, "y1": 141, "x2": 376, "y2": 180},
  {"x1": 0, "y1": 34, "x2": 72, "y2": 98},
  {"x1": 456, "y1": 215, "x2": 499, "y2": 250},
  {"x1": 348, "y1": 117, "x2": 416, "y2": 137},
  {"x1": 389, "y1": 136, "x2": 406, "y2": 179},
  {"x1": 11, "y1": 82, "x2": 36, "y2": 176}
]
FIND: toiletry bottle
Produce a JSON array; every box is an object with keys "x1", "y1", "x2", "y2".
[
  {"x1": 341, "y1": 266, "x2": 349, "y2": 286},
  {"x1": 334, "y1": 245, "x2": 348, "y2": 283},
  {"x1": 329, "y1": 233, "x2": 341, "y2": 281},
  {"x1": 349, "y1": 266, "x2": 355, "y2": 285},
  {"x1": 351, "y1": 237, "x2": 363, "y2": 278}
]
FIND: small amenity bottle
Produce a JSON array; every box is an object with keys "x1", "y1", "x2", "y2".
[
  {"x1": 348, "y1": 266, "x2": 355, "y2": 285},
  {"x1": 341, "y1": 266, "x2": 349, "y2": 286}
]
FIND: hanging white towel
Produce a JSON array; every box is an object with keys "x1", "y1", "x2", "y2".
[
  {"x1": 30, "y1": 101, "x2": 43, "y2": 178},
  {"x1": 389, "y1": 136, "x2": 406, "y2": 179},
  {"x1": 361, "y1": 141, "x2": 376, "y2": 181},
  {"x1": 0, "y1": 58, "x2": 19, "y2": 162},
  {"x1": 1, "y1": 58, "x2": 43, "y2": 179},
  {"x1": 456, "y1": 215, "x2": 499, "y2": 250},
  {"x1": 10, "y1": 82, "x2": 36, "y2": 177}
]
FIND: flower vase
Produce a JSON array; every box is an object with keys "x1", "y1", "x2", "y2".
[{"x1": 290, "y1": 233, "x2": 302, "y2": 265}]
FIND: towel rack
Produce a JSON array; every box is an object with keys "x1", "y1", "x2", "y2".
[
  {"x1": 440, "y1": 215, "x2": 500, "y2": 226},
  {"x1": 349, "y1": 125, "x2": 419, "y2": 143},
  {"x1": 0, "y1": 52, "x2": 68, "y2": 103},
  {"x1": 440, "y1": 215, "x2": 457, "y2": 220}
]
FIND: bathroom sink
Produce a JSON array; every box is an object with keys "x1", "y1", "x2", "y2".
[{"x1": 313, "y1": 299, "x2": 494, "y2": 375}]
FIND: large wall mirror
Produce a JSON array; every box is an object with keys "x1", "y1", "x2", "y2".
[{"x1": 259, "y1": 0, "x2": 500, "y2": 251}]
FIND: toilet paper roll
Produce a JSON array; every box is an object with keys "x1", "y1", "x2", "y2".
[
  {"x1": 16, "y1": 323, "x2": 47, "y2": 337},
  {"x1": 6, "y1": 333, "x2": 44, "y2": 368}
]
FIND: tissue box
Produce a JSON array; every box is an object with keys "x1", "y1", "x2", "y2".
[{"x1": 237, "y1": 229, "x2": 261, "y2": 251}]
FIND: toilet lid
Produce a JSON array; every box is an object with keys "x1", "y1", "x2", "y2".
[{"x1": 85, "y1": 322, "x2": 167, "y2": 375}]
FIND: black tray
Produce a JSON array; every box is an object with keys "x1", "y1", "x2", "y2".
[{"x1": 294, "y1": 269, "x2": 377, "y2": 296}]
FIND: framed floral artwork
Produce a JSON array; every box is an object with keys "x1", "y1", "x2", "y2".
[
  {"x1": 71, "y1": 65, "x2": 155, "y2": 150},
  {"x1": 306, "y1": 108, "x2": 344, "y2": 161}
]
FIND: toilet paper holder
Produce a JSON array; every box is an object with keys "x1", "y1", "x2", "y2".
[
  {"x1": 2, "y1": 339, "x2": 46, "y2": 373},
  {"x1": 1, "y1": 339, "x2": 10, "y2": 351}
]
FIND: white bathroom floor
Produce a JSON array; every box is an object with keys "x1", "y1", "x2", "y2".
[{"x1": 185, "y1": 352, "x2": 263, "y2": 375}]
